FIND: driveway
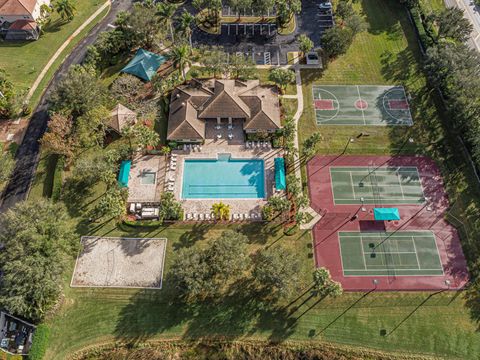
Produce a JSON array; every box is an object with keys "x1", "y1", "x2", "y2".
[{"x1": 0, "y1": 0, "x2": 133, "y2": 212}]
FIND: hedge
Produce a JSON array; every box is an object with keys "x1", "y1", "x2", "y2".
[
  {"x1": 51, "y1": 155, "x2": 65, "y2": 201},
  {"x1": 28, "y1": 325, "x2": 50, "y2": 360},
  {"x1": 409, "y1": 7, "x2": 432, "y2": 51}
]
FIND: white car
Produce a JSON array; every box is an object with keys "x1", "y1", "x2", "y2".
[
  {"x1": 318, "y1": 1, "x2": 333, "y2": 12},
  {"x1": 306, "y1": 52, "x2": 320, "y2": 65}
]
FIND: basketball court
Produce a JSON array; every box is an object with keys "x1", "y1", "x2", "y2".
[
  {"x1": 306, "y1": 155, "x2": 469, "y2": 291},
  {"x1": 312, "y1": 85, "x2": 413, "y2": 125}
]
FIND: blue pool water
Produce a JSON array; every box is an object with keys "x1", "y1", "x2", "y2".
[{"x1": 182, "y1": 156, "x2": 265, "y2": 199}]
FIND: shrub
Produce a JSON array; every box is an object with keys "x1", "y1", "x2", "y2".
[{"x1": 28, "y1": 324, "x2": 50, "y2": 360}]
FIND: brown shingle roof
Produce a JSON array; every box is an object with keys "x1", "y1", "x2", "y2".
[
  {"x1": 109, "y1": 104, "x2": 137, "y2": 133},
  {"x1": 0, "y1": 0, "x2": 37, "y2": 15},
  {"x1": 167, "y1": 79, "x2": 281, "y2": 141},
  {"x1": 198, "y1": 80, "x2": 251, "y2": 119}
]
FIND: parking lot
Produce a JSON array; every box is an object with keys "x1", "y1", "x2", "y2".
[{"x1": 191, "y1": 0, "x2": 335, "y2": 65}]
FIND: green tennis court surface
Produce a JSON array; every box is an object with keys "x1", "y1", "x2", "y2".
[
  {"x1": 339, "y1": 231, "x2": 444, "y2": 276},
  {"x1": 330, "y1": 166, "x2": 425, "y2": 205},
  {"x1": 313, "y1": 85, "x2": 413, "y2": 126}
]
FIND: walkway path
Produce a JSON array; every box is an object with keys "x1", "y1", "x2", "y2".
[
  {"x1": 288, "y1": 53, "x2": 321, "y2": 230},
  {"x1": 26, "y1": 0, "x2": 111, "y2": 101}
]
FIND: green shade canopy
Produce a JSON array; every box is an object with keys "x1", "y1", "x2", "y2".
[
  {"x1": 118, "y1": 160, "x2": 131, "y2": 188},
  {"x1": 274, "y1": 157, "x2": 286, "y2": 191},
  {"x1": 374, "y1": 208, "x2": 400, "y2": 221},
  {"x1": 121, "y1": 49, "x2": 166, "y2": 82}
]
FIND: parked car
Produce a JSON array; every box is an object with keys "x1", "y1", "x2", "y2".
[
  {"x1": 306, "y1": 52, "x2": 320, "y2": 65},
  {"x1": 318, "y1": 1, "x2": 332, "y2": 13}
]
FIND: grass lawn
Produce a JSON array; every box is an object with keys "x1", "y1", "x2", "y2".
[
  {"x1": 0, "y1": 0, "x2": 105, "y2": 106},
  {"x1": 42, "y1": 209, "x2": 480, "y2": 360},
  {"x1": 31, "y1": 0, "x2": 480, "y2": 358}
]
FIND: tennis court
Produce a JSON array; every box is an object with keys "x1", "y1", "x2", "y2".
[
  {"x1": 312, "y1": 85, "x2": 413, "y2": 125},
  {"x1": 330, "y1": 166, "x2": 425, "y2": 205},
  {"x1": 339, "y1": 231, "x2": 444, "y2": 276}
]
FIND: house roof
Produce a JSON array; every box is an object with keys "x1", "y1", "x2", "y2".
[
  {"x1": 109, "y1": 104, "x2": 137, "y2": 133},
  {"x1": 167, "y1": 79, "x2": 281, "y2": 140},
  {"x1": 0, "y1": 0, "x2": 36, "y2": 15},
  {"x1": 121, "y1": 49, "x2": 166, "y2": 82},
  {"x1": 8, "y1": 19, "x2": 36, "y2": 30}
]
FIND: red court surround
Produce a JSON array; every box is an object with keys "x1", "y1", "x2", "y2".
[
  {"x1": 314, "y1": 99, "x2": 335, "y2": 110},
  {"x1": 307, "y1": 155, "x2": 469, "y2": 291}
]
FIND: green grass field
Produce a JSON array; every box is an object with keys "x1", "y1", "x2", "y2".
[
  {"x1": 0, "y1": 0, "x2": 105, "y2": 105},
  {"x1": 31, "y1": 0, "x2": 480, "y2": 358}
]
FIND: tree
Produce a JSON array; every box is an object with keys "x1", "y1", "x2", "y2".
[
  {"x1": 321, "y1": 27, "x2": 353, "y2": 59},
  {"x1": 205, "y1": 230, "x2": 251, "y2": 281},
  {"x1": 312, "y1": 268, "x2": 343, "y2": 298},
  {"x1": 228, "y1": 54, "x2": 257, "y2": 80},
  {"x1": 192, "y1": 0, "x2": 222, "y2": 23},
  {"x1": 267, "y1": 195, "x2": 291, "y2": 216},
  {"x1": 0, "y1": 200, "x2": 77, "y2": 321},
  {"x1": 121, "y1": 124, "x2": 160, "y2": 153},
  {"x1": 49, "y1": 65, "x2": 109, "y2": 118},
  {"x1": 433, "y1": 8, "x2": 473, "y2": 43},
  {"x1": 252, "y1": 0, "x2": 275, "y2": 16},
  {"x1": 53, "y1": 0, "x2": 76, "y2": 21},
  {"x1": 336, "y1": 0, "x2": 355, "y2": 20},
  {"x1": 178, "y1": 10, "x2": 196, "y2": 48},
  {"x1": 268, "y1": 68, "x2": 295, "y2": 94},
  {"x1": 277, "y1": 0, "x2": 301, "y2": 27},
  {"x1": 253, "y1": 245, "x2": 300, "y2": 297},
  {"x1": 76, "y1": 105, "x2": 110, "y2": 148},
  {"x1": 40, "y1": 113, "x2": 77, "y2": 164},
  {"x1": 169, "y1": 45, "x2": 192, "y2": 80},
  {"x1": 301, "y1": 132, "x2": 321, "y2": 159},
  {"x1": 159, "y1": 192, "x2": 183, "y2": 220},
  {"x1": 199, "y1": 46, "x2": 229, "y2": 78},
  {"x1": 211, "y1": 202, "x2": 231, "y2": 220},
  {"x1": 0, "y1": 68, "x2": 23, "y2": 120},
  {"x1": 156, "y1": 1, "x2": 178, "y2": 42},
  {"x1": 110, "y1": 74, "x2": 144, "y2": 104},
  {"x1": 345, "y1": 13, "x2": 367, "y2": 36},
  {"x1": 298, "y1": 34, "x2": 314, "y2": 54},
  {"x1": 90, "y1": 185, "x2": 128, "y2": 220},
  {"x1": 229, "y1": 0, "x2": 253, "y2": 17},
  {"x1": 170, "y1": 247, "x2": 215, "y2": 300},
  {"x1": 0, "y1": 144, "x2": 15, "y2": 186}
]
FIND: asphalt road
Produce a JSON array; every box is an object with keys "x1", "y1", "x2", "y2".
[{"x1": 0, "y1": 0, "x2": 132, "y2": 212}]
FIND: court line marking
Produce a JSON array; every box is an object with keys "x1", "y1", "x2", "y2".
[
  {"x1": 356, "y1": 85, "x2": 366, "y2": 125},
  {"x1": 396, "y1": 171, "x2": 406, "y2": 199},
  {"x1": 411, "y1": 236, "x2": 422, "y2": 270},
  {"x1": 359, "y1": 238, "x2": 368, "y2": 270},
  {"x1": 349, "y1": 172, "x2": 357, "y2": 200}
]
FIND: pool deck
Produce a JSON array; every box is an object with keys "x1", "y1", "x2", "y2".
[
  {"x1": 170, "y1": 139, "x2": 283, "y2": 219},
  {"x1": 127, "y1": 154, "x2": 166, "y2": 203}
]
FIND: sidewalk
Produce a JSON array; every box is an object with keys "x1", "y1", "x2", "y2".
[
  {"x1": 26, "y1": 0, "x2": 111, "y2": 102},
  {"x1": 288, "y1": 53, "x2": 321, "y2": 230}
]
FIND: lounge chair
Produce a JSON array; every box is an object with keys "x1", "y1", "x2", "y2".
[
  {"x1": 183, "y1": 144, "x2": 187, "y2": 151},
  {"x1": 186, "y1": 213, "x2": 192, "y2": 220},
  {"x1": 129, "y1": 203, "x2": 136, "y2": 213},
  {"x1": 192, "y1": 213, "x2": 198, "y2": 220},
  {"x1": 228, "y1": 133, "x2": 234, "y2": 140},
  {"x1": 233, "y1": 213, "x2": 239, "y2": 221},
  {"x1": 199, "y1": 213, "x2": 204, "y2": 221},
  {"x1": 245, "y1": 213, "x2": 250, "y2": 220}
]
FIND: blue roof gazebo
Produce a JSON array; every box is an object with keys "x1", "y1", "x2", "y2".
[
  {"x1": 121, "y1": 49, "x2": 166, "y2": 82},
  {"x1": 274, "y1": 157, "x2": 286, "y2": 191},
  {"x1": 373, "y1": 208, "x2": 400, "y2": 221},
  {"x1": 118, "y1": 160, "x2": 131, "y2": 188}
]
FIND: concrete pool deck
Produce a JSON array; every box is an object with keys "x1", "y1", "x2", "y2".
[{"x1": 169, "y1": 140, "x2": 284, "y2": 219}]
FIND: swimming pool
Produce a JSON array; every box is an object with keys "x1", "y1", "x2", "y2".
[{"x1": 182, "y1": 156, "x2": 265, "y2": 199}]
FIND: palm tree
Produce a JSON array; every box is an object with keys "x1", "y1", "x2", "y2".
[
  {"x1": 169, "y1": 45, "x2": 192, "y2": 80},
  {"x1": 156, "y1": 1, "x2": 178, "y2": 43},
  {"x1": 53, "y1": 0, "x2": 76, "y2": 21},
  {"x1": 211, "y1": 202, "x2": 231, "y2": 221},
  {"x1": 178, "y1": 10, "x2": 195, "y2": 48}
]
